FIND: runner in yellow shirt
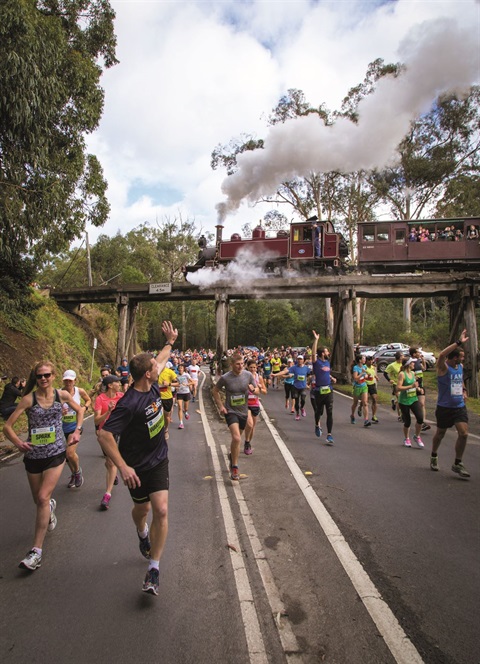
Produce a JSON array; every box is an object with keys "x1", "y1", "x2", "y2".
[
  {"x1": 158, "y1": 366, "x2": 179, "y2": 440},
  {"x1": 385, "y1": 351, "x2": 405, "y2": 420}
]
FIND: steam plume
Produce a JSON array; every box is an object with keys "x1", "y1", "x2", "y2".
[{"x1": 217, "y1": 19, "x2": 479, "y2": 220}]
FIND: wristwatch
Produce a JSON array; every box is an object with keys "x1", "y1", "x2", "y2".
[{"x1": 77, "y1": 426, "x2": 83, "y2": 434}]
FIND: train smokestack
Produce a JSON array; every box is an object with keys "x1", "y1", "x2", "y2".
[{"x1": 216, "y1": 224, "x2": 223, "y2": 243}]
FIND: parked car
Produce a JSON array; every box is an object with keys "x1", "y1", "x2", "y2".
[
  {"x1": 373, "y1": 349, "x2": 410, "y2": 374},
  {"x1": 375, "y1": 343, "x2": 410, "y2": 352},
  {"x1": 418, "y1": 349, "x2": 436, "y2": 368}
]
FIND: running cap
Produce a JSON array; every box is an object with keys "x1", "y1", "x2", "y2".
[
  {"x1": 297, "y1": 355, "x2": 304, "y2": 360},
  {"x1": 63, "y1": 370, "x2": 76, "y2": 380},
  {"x1": 103, "y1": 374, "x2": 121, "y2": 386}
]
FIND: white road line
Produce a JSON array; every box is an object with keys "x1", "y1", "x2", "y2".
[
  {"x1": 260, "y1": 404, "x2": 424, "y2": 664},
  {"x1": 198, "y1": 375, "x2": 268, "y2": 664}
]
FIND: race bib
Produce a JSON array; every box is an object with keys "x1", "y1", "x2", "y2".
[
  {"x1": 414, "y1": 370, "x2": 423, "y2": 378},
  {"x1": 319, "y1": 386, "x2": 331, "y2": 394},
  {"x1": 451, "y1": 379, "x2": 463, "y2": 396},
  {"x1": 62, "y1": 413, "x2": 76, "y2": 424},
  {"x1": 147, "y1": 411, "x2": 165, "y2": 439},
  {"x1": 297, "y1": 375, "x2": 306, "y2": 382},
  {"x1": 406, "y1": 388, "x2": 417, "y2": 397},
  {"x1": 31, "y1": 426, "x2": 56, "y2": 446},
  {"x1": 248, "y1": 393, "x2": 257, "y2": 403},
  {"x1": 230, "y1": 394, "x2": 246, "y2": 407}
]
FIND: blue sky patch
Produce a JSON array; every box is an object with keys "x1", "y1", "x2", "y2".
[{"x1": 127, "y1": 180, "x2": 183, "y2": 207}]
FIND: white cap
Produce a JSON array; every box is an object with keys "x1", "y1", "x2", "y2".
[
  {"x1": 63, "y1": 370, "x2": 76, "y2": 380},
  {"x1": 297, "y1": 355, "x2": 304, "y2": 360}
]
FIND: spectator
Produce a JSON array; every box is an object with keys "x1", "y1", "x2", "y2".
[
  {"x1": 466, "y1": 224, "x2": 479, "y2": 240},
  {"x1": 0, "y1": 376, "x2": 26, "y2": 419}
]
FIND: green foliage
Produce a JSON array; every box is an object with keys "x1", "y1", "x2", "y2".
[{"x1": 0, "y1": 0, "x2": 117, "y2": 296}]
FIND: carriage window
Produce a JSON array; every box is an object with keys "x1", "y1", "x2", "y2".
[
  {"x1": 303, "y1": 227, "x2": 312, "y2": 241},
  {"x1": 377, "y1": 226, "x2": 389, "y2": 242},
  {"x1": 395, "y1": 230, "x2": 405, "y2": 244},
  {"x1": 362, "y1": 225, "x2": 375, "y2": 242}
]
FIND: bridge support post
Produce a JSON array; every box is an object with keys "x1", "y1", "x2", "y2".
[
  {"x1": 448, "y1": 287, "x2": 479, "y2": 398},
  {"x1": 116, "y1": 295, "x2": 129, "y2": 366},
  {"x1": 215, "y1": 293, "x2": 229, "y2": 375},
  {"x1": 331, "y1": 289, "x2": 355, "y2": 382}
]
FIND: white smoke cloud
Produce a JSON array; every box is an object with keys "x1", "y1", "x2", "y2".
[
  {"x1": 186, "y1": 246, "x2": 283, "y2": 289},
  {"x1": 218, "y1": 18, "x2": 479, "y2": 220}
]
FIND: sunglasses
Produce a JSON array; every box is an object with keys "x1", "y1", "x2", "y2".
[{"x1": 36, "y1": 373, "x2": 52, "y2": 379}]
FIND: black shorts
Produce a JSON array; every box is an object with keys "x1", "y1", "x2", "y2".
[
  {"x1": 129, "y1": 457, "x2": 169, "y2": 504},
  {"x1": 225, "y1": 412, "x2": 248, "y2": 431},
  {"x1": 248, "y1": 406, "x2": 260, "y2": 417},
  {"x1": 435, "y1": 405, "x2": 468, "y2": 430},
  {"x1": 176, "y1": 393, "x2": 191, "y2": 402},
  {"x1": 367, "y1": 384, "x2": 377, "y2": 395},
  {"x1": 24, "y1": 451, "x2": 66, "y2": 474},
  {"x1": 161, "y1": 397, "x2": 173, "y2": 412}
]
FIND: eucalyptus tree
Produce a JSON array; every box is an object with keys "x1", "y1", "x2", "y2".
[{"x1": 0, "y1": 0, "x2": 117, "y2": 309}]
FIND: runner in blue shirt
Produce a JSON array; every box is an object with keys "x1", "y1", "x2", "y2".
[
  {"x1": 290, "y1": 355, "x2": 310, "y2": 420},
  {"x1": 312, "y1": 330, "x2": 336, "y2": 444}
]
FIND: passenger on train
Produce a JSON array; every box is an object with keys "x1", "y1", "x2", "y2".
[{"x1": 466, "y1": 225, "x2": 479, "y2": 240}]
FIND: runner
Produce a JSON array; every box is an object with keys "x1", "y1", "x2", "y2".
[
  {"x1": 262, "y1": 353, "x2": 272, "y2": 389},
  {"x1": 364, "y1": 355, "x2": 379, "y2": 423},
  {"x1": 61, "y1": 369, "x2": 91, "y2": 489},
  {"x1": 187, "y1": 357, "x2": 200, "y2": 402},
  {"x1": 212, "y1": 353, "x2": 258, "y2": 480},
  {"x1": 176, "y1": 364, "x2": 194, "y2": 429},
  {"x1": 283, "y1": 358, "x2": 295, "y2": 412},
  {"x1": 290, "y1": 355, "x2": 310, "y2": 421},
  {"x1": 94, "y1": 375, "x2": 124, "y2": 510},
  {"x1": 3, "y1": 361, "x2": 84, "y2": 571},
  {"x1": 270, "y1": 351, "x2": 282, "y2": 390},
  {"x1": 311, "y1": 331, "x2": 336, "y2": 444},
  {"x1": 409, "y1": 346, "x2": 431, "y2": 432},
  {"x1": 244, "y1": 359, "x2": 267, "y2": 455},
  {"x1": 396, "y1": 358, "x2": 424, "y2": 448},
  {"x1": 385, "y1": 351, "x2": 404, "y2": 420},
  {"x1": 430, "y1": 330, "x2": 471, "y2": 478},
  {"x1": 97, "y1": 320, "x2": 178, "y2": 596},
  {"x1": 158, "y1": 364, "x2": 179, "y2": 439},
  {"x1": 351, "y1": 354, "x2": 371, "y2": 427}
]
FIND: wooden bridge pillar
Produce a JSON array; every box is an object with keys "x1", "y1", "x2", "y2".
[
  {"x1": 448, "y1": 286, "x2": 479, "y2": 398},
  {"x1": 215, "y1": 292, "x2": 229, "y2": 374},
  {"x1": 331, "y1": 289, "x2": 355, "y2": 383},
  {"x1": 116, "y1": 295, "x2": 129, "y2": 366}
]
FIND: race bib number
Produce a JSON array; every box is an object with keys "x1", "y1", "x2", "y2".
[
  {"x1": 31, "y1": 426, "x2": 56, "y2": 446},
  {"x1": 451, "y1": 378, "x2": 463, "y2": 396},
  {"x1": 147, "y1": 411, "x2": 165, "y2": 438},
  {"x1": 297, "y1": 375, "x2": 306, "y2": 382},
  {"x1": 159, "y1": 386, "x2": 168, "y2": 392},
  {"x1": 248, "y1": 393, "x2": 257, "y2": 403},
  {"x1": 62, "y1": 413, "x2": 76, "y2": 424},
  {"x1": 406, "y1": 388, "x2": 417, "y2": 397},
  {"x1": 230, "y1": 394, "x2": 246, "y2": 407},
  {"x1": 414, "y1": 370, "x2": 423, "y2": 378},
  {"x1": 319, "y1": 386, "x2": 331, "y2": 394}
]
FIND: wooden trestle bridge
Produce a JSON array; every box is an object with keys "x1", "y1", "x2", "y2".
[{"x1": 51, "y1": 271, "x2": 480, "y2": 397}]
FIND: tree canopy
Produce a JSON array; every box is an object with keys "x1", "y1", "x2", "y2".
[{"x1": 0, "y1": 0, "x2": 118, "y2": 309}]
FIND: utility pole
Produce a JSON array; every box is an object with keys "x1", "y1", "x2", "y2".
[{"x1": 86, "y1": 232, "x2": 93, "y2": 287}]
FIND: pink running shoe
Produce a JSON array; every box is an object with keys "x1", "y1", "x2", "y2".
[
  {"x1": 185, "y1": 412, "x2": 190, "y2": 420},
  {"x1": 295, "y1": 415, "x2": 300, "y2": 421},
  {"x1": 178, "y1": 422, "x2": 184, "y2": 429},
  {"x1": 403, "y1": 438, "x2": 411, "y2": 447},
  {"x1": 301, "y1": 408, "x2": 307, "y2": 417}
]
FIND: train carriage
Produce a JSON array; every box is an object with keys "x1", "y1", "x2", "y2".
[{"x1": 357, "y1": 218, "x2": 480, "y2": 273}]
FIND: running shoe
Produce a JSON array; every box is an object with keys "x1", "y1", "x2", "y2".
[
  {"x1": 19, "y1": 549, "x2": 42, "y2": 571},
  {"x1": 138, "y1": 525, "x2": 151, "y2": 559},
  {"x1": 357, "y1": 405, "x2": 362, "y2": 417},
  {"x1": 192, "y1": 397, "x2": 195, "y2": 403},
  {"x1": 413, "y1": 435, "x2": 424, "y2": 448},
  {"x1": 430, "y1": 456, "x2": 439, "y2": 471},
  {"x1": 100, "y1": 493, "x2": 111, "y2": 510},
  {"x1": 290, "y1": 408, "x2": 295, "y2": 414},
  {"x1": 74, "y1": 468, "x2": 84, "y2": 488},
  {"x1": 372, "y1": 417, "x2": 379, "y2": 424},
  {"x1": 397, "y1": 416, "x2": 403, "y2": 422},
  {"x1": 230, "y1": 466, "x2": 240, "y2": 481},
  {"x1": 244, "y1": 442, "x2": 252, "y2": 455},
  {"x1": 185, "y1": 412, "x2": 190, "y2": 420},
  {"x1": 391, "y1": 399, "x2": 396, "y2": 411},
  {"x1": 326, "y1": 434, "x2": 334, "y2": 445},
  {"x1": 315, "y1": 425, "x2": 322, "y2": 438},
  {"x1": 114, "y1": 475, "x2": 119, "y2": 486},
  {"x1": 301, "y1": 408, "x2": 307, "y2": 417},
  {"x1": 403, "y1": 438, "x2": 412, "y2": 447},
  {"x1": 178, "y1": 422, "x2": 184, "y2": 429},
  {"x1": 295, "y1": 415, "x2": 300, "y2": 421},
  {"x1": 350, "y1": 415, "x2": 356, "y2": 424},
  {"x1": 364, "y1": 420, "x2": 371, "y2": 427},
  {"x1": 142, "y1": 567, "x2": 159, "y2": 596},
  {"x1": 48, "y1": 498, "x2": 57, "y2": 532},
  {"x1": 421, "y1": 423, "x2": 431, "y2": 432},
  {"x1": 451, "y1": 462, "x2": 470, "y2": 478},
  {"x1": 67, "y1": 473, "x2": 76, "y2": 488}
]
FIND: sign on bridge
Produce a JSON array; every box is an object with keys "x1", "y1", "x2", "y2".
[{"x1": 149, "y1": 282, "x2": 172, "y2": 294}]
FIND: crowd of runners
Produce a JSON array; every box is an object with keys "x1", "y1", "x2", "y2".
[{"x1": 1, "y1": 324, "x2": 472, "y2": 597}]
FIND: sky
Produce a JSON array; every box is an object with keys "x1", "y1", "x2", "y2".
[{"x1": 86, "y1": 0, "x2": 480, "y2": 244}]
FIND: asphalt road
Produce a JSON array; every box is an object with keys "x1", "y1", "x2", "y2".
[{"x1": 0, "y1": 372, "x2": 478, "y2": 664}]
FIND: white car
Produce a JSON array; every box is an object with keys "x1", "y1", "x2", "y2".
[
  {"x1": 375, "y1": 343, "x2": 436, "y2": 368},
  {"x1": 375, "y1": 343, "x2": 410, "y2": 352}
]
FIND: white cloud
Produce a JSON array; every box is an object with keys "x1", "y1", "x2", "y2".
[{"x1": 86, "y1": 0, "x2": 480, "y2": 243}]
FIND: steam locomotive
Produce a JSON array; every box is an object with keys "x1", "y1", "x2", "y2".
[{"x1": 184, "y1": 216, "x2": 480, "y2": 275}]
